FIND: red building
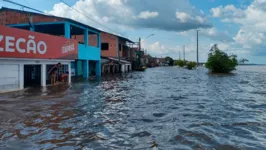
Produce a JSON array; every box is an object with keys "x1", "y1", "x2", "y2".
[
  {"x1": 75, "y1": 32, "x2": 135, "y2": 60},
  {"x1": 0, "y1": 7, "x2": 137, "y2": 74},
  {"x1": 0, "y1": 25, "x2": 76, "y2": 92},
  {"x1": 74, "y1": 32, "x2": 137, "y2": 73}
]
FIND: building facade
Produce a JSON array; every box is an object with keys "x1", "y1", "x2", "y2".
[
  {"x1": 93, "y1": 32, "x2": 135, "y2": 73},
  {"x1": 0, "y1": 7, "x2": 101, "y2": 79},
  {"x1": 0, "y1": 25, "x2": 75, "y2": 92},
  {"x1": 77, "y1": 31, "x2": 135, "y2": 73}
]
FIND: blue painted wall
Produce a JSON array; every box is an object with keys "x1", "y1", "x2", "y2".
[
  {"x1": 78, "y1": 44, "x2": 101, "y2": 61},
  {"x1": 76, "y1": 60, "x2": 83, "y2": 76}
]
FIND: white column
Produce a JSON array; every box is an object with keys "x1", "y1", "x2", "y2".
[
  {"x1": 129, "y1": 65, "x2": 132, "y2": 71},
  {"x1": 122, "y1": 65, "x2": 125, "y2": 73},
  {"x1": 126, "y1": 65, "x2": 128, "y2": 72},
  {"x1": 41, "y1": 64, "x2": 46, "y2": 87},
  {"x1": 68, "y1": 62, "x2": 71, "y2": 84},
  {"x1": 19, "y1": 64, "x2": 24, "y2": 90}
]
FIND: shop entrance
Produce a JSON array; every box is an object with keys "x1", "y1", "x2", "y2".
[{"x1": 24, "y1": 65, "x2": 41, "y2": 87}]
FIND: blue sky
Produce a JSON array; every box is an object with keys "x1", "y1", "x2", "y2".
[{"x1": 1, "y1": 0, "x2": 266, "y2": 64}]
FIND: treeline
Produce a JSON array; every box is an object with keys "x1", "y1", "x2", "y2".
[{"x1": 175, "y1": 60, "x2": 197, "y2": 70}]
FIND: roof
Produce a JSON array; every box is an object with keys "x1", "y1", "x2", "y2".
[
  {"x1": 116, "y1": 35, "x2": 134, "y2": 43},
  {"x1": 101, "y1": 56, "x2": 131, "y2": 64},
  {"x1": 0, "y1": 7, "x2": 102, "y2": 33},
  {"x1": 0, "y1": 7, "x2": 134, "y2": 43}
]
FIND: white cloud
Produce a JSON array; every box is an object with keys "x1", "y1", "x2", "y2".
[
  {"x1": 200, "y1": 27, "x2": 233, "y2": 42},
  {"x1": 210, "y1": 5, "x2": 245, "y2": 18},
  {"x1": 195, "y1": 16, "x2": 205, "y2": 23},
  {"x1": 47, "y1": 0, "x2": 133, "y2": 35},
  {"x1": 175, "y1": 11, "x2": 207, "y2": 25},
  {"x1": 48, "y1": 0, "x2": 211, "y2": 34},
  {"x1": 177, "y1": 31, "x2": 188, "y2": 36},
  {"x1": 234, "y1": 29, "x2": 266, "y2": 48},
  {"x1": 210, "y1": 0, "x2": 266, "y2": 56},
  {"x1": 138, "y1": 11, "x2": 159, "y2": 19},
  {"x1": 143, "y1": 41, "x2": 169, "y2": 55},
  {"x1": 208, "y1": 27, "x2": 216, "y2": 36},
  {"x1": 176, "y1": 12, "x2": 192, "y2": 23}
]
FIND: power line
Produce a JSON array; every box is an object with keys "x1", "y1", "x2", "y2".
[
  {"x1": 22, "y1": 0, "x2": 30, "y2": 6},
  {"x1": 197, "y1": 30, "x2": 200, "y2": 66},
  {"x1": 3, "y1": 0, "x2": 45, "y2": 14},
  {"x1": 3, "y1": 0, "x2": 123, "y2": 36},
  {"x1": 60, "y1": 0, "x2": 121, "y2": 35}
]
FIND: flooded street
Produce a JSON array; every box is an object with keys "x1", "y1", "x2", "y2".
[{"x1": 0, "y1": 66, "x2": 266, "y2": 150}]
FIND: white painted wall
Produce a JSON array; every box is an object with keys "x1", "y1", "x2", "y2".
[
  {"x1": 19, "y1": 64, "x2": 24, "y2": 90},
  {"x1": 125, "y1": 64, "x2": 128, "y2": 72},
  {"x1": 68, "y1": 62, "x2": 71, "y2": 84},
  {"x1": 121, "y1": 64, "x2": 132, "y2": 73},
  {"x1": 41, "y1": 64, "x2": 46, "y2": 87},
  {"x1": 0, "y1": 58, "x2": 73, "y2": 93},
  {"x1": 121, "y1": 65, "x2": 125, "y2": 73},
  {"x1": 0, "y1": 64, "x2": 20, "y2": 92}
]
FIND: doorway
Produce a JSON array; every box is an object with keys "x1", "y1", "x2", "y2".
[{"x1": 24, "y1": 65, "x2": 41, "y2": 87}]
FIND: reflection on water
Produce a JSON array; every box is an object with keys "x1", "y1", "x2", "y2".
[{"x1": 0, "y1": 66, "x2": 266, "y2": 149}]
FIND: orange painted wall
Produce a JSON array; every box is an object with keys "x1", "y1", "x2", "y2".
[{"x1": 77, "y1": 32, "x2": 125, "y2": 57}]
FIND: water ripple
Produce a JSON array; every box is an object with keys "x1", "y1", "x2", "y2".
[{"x1": 0, "y1": 66, "x2": 266, "y2": 149}]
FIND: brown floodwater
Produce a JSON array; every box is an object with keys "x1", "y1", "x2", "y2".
[{"x1": 0, "y1": 66, "x2": 266, "y2": 150}]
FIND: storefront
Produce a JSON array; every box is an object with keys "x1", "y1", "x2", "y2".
[{"x1": 0, "y1": 25, "x2": 78, "y2": 93}]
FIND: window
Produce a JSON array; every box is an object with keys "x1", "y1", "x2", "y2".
[
  {"x1": 119, "y1": 44, "x2": 122, "y2": 51},
  {"x1": 101, "y1": 43, "x2": 109, "y2": 50},
  {"x1": 123, "y1": 45, "x2": 127, "y2": 51}
]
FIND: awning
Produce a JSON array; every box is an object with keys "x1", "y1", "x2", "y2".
[{"x1": 107, "y1": 57, "x2": 131, "y2": 64}]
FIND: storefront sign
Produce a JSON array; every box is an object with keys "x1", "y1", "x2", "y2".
[{"x1": 0, "y1": 25, "x2": 78, "y2": 59}]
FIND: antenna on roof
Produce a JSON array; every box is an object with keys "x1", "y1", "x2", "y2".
[{"x1": 21, "y1": 7, "x2": 34, "y2": 29}]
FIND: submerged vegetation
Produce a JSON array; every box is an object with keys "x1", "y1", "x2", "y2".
[
  {"x1": 239, "y1": 58, "x2": 249, "y2": 64},
  {"x1": 205, "y1": 44, "x2": 238, "y2": 73},
  {"x1": 187, "y1": 61, "x2": 197, "y2": 70},
  {"x1": 175, "y1": 60, "x2": 186, "y2": 67},
  {"x1": 175, "y1": 60, "x2": 197, "y2": 70},
  {"x1": 165, "y1": 56, "x2": 175, "y2": 66}
]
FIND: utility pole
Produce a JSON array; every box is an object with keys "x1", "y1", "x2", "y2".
[
  {"x1": 179, "y1": 51, "x2": 181, "y2": 60},
  {"x1": 138, "y1": 37, "x2": 141, "y2": 67},
  {"x1": 183, "y1": 45, "x2": 185, "y2": 62},
  {"x1": 197, "y1": 30, "x2": 200, "y2": 66}
]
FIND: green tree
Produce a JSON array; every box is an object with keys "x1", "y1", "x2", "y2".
[
  {"x1": 175, "y1": 59, "x2": 186, "y2": 67},
  {"x1": 187, "y1": 61, "x2": 197, "y2": 70},
  {"x1": 239, "y1": 58, "x2": 249, "y2": 64},
  {"x1": 205, "y1": 45, "x2": 238, "y2": 73},
  {"x1": 165, "y1": 56, "x2": 174, "y2": 66}
]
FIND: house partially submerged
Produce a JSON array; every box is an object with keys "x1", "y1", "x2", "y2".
[
  {"x1": 0, "y1": 25, "x2": 75, "y2": 92},
  {"x1": 0, "y1": 7, "x2": 101, "y2": 79},
  {"x1": 89, "y1": 32, "x2": 136, "y2": 73}
]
